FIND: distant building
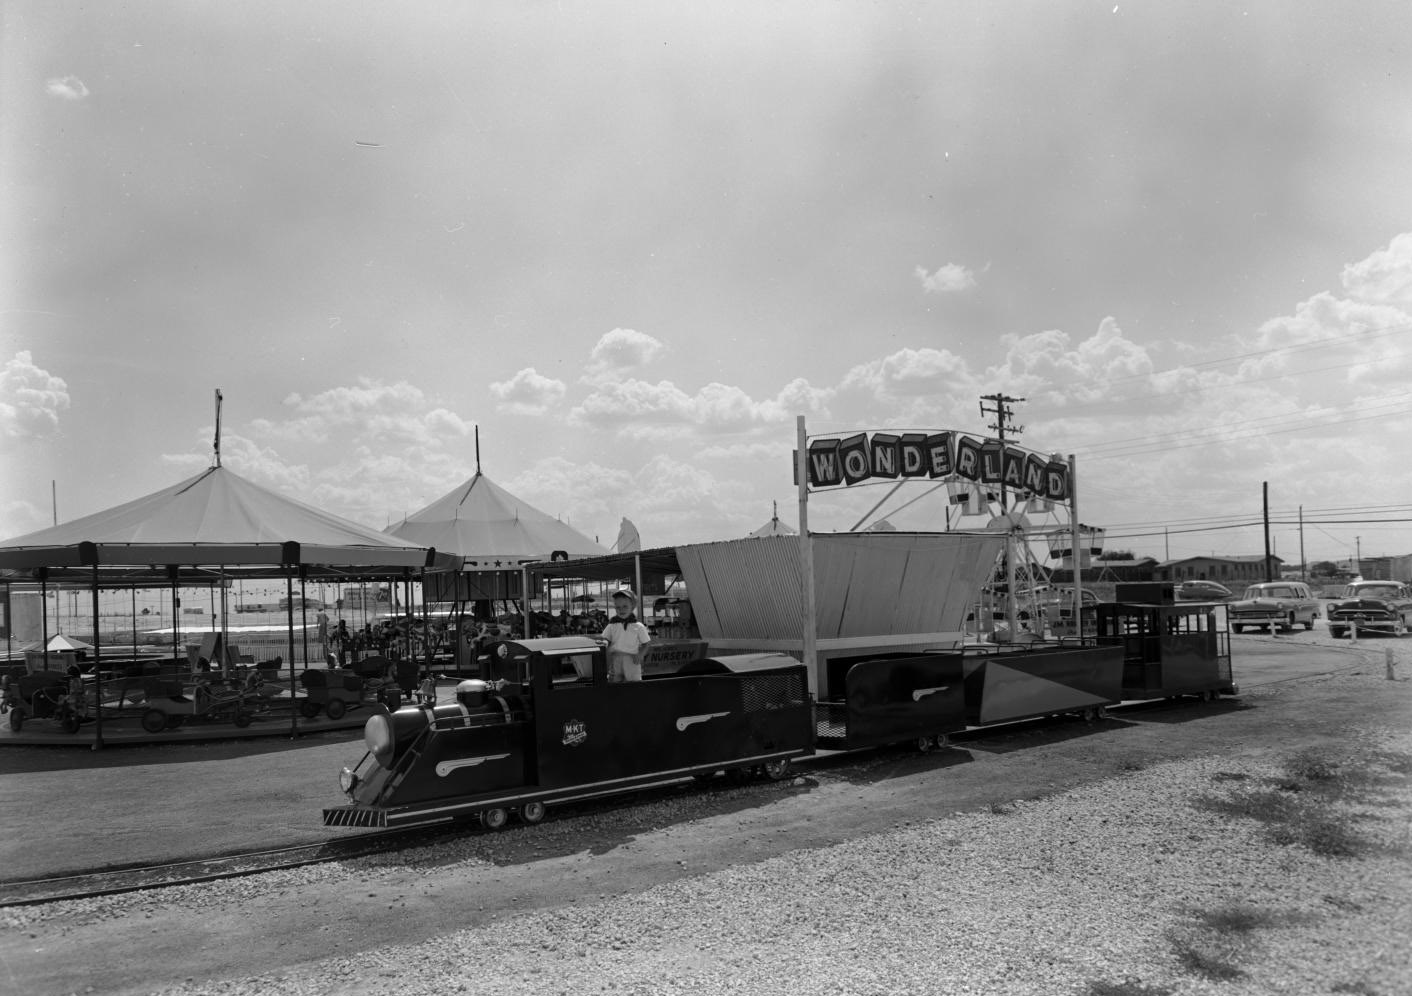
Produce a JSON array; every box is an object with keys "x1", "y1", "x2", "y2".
[
  {"x1": 1356, "y1": 555, "x2": 1412, "y2": 583},
  {"x1": 1153, "y1": 555, "x2": 1282, "y2": 585},
  {"x1": 1048, "y1": 555, "x2": 1158, "y2": 584}
]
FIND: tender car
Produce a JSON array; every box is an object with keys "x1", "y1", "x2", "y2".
[
  {"x1": 1175, "y1": 580, "x2": 1233, "y2": 601},
  {"x1": 1228, "y1": 581, "x2": 1320, "y2": 633},
  {"x1": 1326, "y1": 580, "x2": 1412, "y2": 638}
]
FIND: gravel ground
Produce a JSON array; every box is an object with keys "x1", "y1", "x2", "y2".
[{"x1": 10, "y1": 724, "x2": 1409, "y2": 996}]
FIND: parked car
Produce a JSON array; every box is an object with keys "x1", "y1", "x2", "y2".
[
  {"x1": 1175, "y1": 580, "x2": 1233, "y2": 602},
  {"x1": 1326, "y1": 580, "x2": 1412, "y2": 638},
  {"x1": 1228, "y1": 581, "x2": 1320, "y2": 633}
]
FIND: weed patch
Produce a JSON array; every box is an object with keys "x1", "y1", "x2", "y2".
[
  {"x1": 1171, "y1": 941, "x2": 1246, "y2": 981},
  {"x1": 1192, "y1": 744, "x2": 1412, "y2": 859},
  {"x1": 1086, "y1": 979, "x2": 1174, "y2": 996}
]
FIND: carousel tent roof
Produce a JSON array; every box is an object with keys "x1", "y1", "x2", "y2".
[
  {"x1": 0, "y1": 466, "x2": 434, "y2": 573},
  {"x1": 388, "y1": 471, "x2": 607, "y2": 568}
]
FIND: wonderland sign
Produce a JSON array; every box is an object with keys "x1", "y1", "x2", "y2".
[{"x1": 798, "y1": 431, "x2": 1070, "y2": 502}]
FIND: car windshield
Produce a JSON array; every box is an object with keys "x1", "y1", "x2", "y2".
[
  {"x1": 1240, "y1": 587, "x2": 1270, "y2": 599},
  {"x1": 1354, "y1": 584, "x2": 1400, "y2": 598}
]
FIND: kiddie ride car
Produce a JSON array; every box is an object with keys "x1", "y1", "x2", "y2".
[
  {"x1": 297, "y1": 655, "x2": 413, "y2": 719},
  {"x1": 134, "y1": 674, "x2": 261, "y2": 733},
  {"x1": 2, "y1": 670, "x2": 90, "y2": 734}
]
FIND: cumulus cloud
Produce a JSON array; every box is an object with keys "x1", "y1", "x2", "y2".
[
  {"x1": 505, "y1": 455, "x2": 756, "y2": 545},
  {"x1": 915, "y1": 263, "x2": 976, "y2": 294},
  {"x1": 1245, "y1": 234, "x2": 1412, "y2": 389},
  {"x1": 167, "y1": 378, "x2": 483, "y2": 528},
  {"x1": 1341, "y1": 232, "x2": 1412, "y2": 309},
  {"x1": 988, "y1": 318, "x2": 1156, "y2": 403},
  {"x1": 488, "y1": 367, "x2": 567, "y2": 415},
  {"x1": 841, "y1": 347, "x2": 973, "y2": 398},
  {"x1": 251, "y1": 379, "x2": 472, "y2": 447},
  {"x1": 45, "y1": 76, "x2": 89, "y2": 100},
  {"x1": 162, "y1": 432, "x2": 313, "y2": 494},
  {"x1": 569, "y1": 376, "x2": 831, "y2": 436},
  {"x1": 585, "y1": 328, "x2": 666, "y2": 375},
  {"x1": 0, "y1": 351, "x2": 71, "y2": 442}
]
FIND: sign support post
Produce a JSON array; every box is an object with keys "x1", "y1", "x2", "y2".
[
  {"x1": 1068, "y1": 454, "x2": 1082, "y2": 635},
  {"x1": 796, "y1": 416, "x2": 818, "y2": 695}
]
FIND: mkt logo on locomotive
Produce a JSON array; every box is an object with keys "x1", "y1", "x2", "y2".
[
  {"x1": 797, "y1": 430, "x2": 1070, "y2": 501},
  {"x1": 561, "y1": 719, "x2": 587, "y2": 747}
]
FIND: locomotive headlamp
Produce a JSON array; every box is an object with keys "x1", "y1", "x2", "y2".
[
  {"x1": 339, "y1": 765, "x2": 359, "y2": 796},
  {"x1": 364, "y1": 713, "x2": 394, "y2": 765}
]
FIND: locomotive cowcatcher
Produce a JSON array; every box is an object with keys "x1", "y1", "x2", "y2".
[{"x1": 323, "y1": 637, "x2": 813, "y2": 829}]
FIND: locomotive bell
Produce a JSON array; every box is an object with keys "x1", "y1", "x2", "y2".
[{"x1": 456, "y1": 679, "x2": 492, "y2": 708}]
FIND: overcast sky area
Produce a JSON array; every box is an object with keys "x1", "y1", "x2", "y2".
[{"x1": 2, "y1": 1, "x2": 1410, "y2": 567}]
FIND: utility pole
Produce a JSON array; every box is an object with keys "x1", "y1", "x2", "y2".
[
  {"x1": 1298, "y1": 505, "x2": 1306, "y2": 581},
  {"x1": 1356, "y1": 536, "x2": 1362, "y2": 576},
  {"x1": 979, "y1": 393, "x2": 1026, "y2": 638},
  {"x1": 1262, "y1": 482, "x2": 1272, "y2": 582}
]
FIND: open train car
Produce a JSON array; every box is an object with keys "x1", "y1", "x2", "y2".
[{"x1": 323, "y1": 636, "x2": 813, "y2": 829}]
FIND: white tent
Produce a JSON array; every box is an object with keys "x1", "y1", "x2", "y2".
[
  {"x1": 748, "y1": 501, "x2": 797, "y2": 538},
  {"x1": 388, "y1": 470, "x2": 606, "y2": 568}
]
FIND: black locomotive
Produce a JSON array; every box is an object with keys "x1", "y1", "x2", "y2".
[{"x1": 324, "y1": 637, "x2": 813, "y2": 829}]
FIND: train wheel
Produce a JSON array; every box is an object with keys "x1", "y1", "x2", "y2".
[
  {"x1": 61, "y1": 712, "x2": 81, "y2": 734},
  {"x1": 1081, "y1": 707, "x2": 1098, "y2": 723},
  {"x1": 519, "y1": 801, "x2": 547, "y2": 825},
  {"x1": 233, "y1": 711, "x2": 253, "y2": 728},
  {"x1": 933, "y1": 733, "x2": 951, "y2": 749},
  {"x1": 299, "y1": 699, "x2": 322, "y2": 719},
  {"x1": 762, "y1": 758, "x2": 793, "y2": 781},
  {"x1": 915, "y1": 736, "x2": 936, "y2": 753},
  {"x1": 1094, "y1": 706, "x2": 1109, "y2": 721},
  {"x1": 9, "y1": 709, "x2": 23, "y2": 732},
  {"x1": 692, "y1": 771, "x2": 717, "y2": 784},
  {"x1": 481, "y1": 807, "x2": 509, "y2": 830},
  {"x1": 324, "y1": 698, "x2": 347, "y2": 720},
  {"x1": 141, "y1": 709, "x2": 167, "y2": 733}
]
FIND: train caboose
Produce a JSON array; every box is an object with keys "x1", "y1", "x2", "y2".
[{"x1": 323, "y1": 636, "x2": 813, "y2": 829}]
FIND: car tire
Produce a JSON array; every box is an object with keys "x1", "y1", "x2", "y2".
[
  {"x1": 1232, "y1": 624, "x2": 1244, "y2": 634},
  {"x1": 1330, "y1": 627, "x2": 1347, "y2": 639}
]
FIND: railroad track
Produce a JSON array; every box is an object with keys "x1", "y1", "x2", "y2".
[
  {"x1": 0, "y1": 826, "x2": 446, "y2": 908},
  {"x1": 3, "y1": 650, "x2": 1383, "y2": 909}
]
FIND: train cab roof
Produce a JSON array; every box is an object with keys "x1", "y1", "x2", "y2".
[{"x1": 678, "y1": 651, "x2": 804, "y2": 677}]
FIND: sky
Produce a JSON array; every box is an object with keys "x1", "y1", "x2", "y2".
[{"x1": 3, "y1": 0, "x2": 1411, "y2": 570}]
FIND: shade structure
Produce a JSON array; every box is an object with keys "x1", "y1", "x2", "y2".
[
  {"x1": 389, "y1": 471, "x2": 606, "y2": 568},
  {"x1": 0, "y1": 466, "x2": 434, "y2": 574},
  {"x1": 21, "y1": 634, "x2": 93, "y2": 652}
]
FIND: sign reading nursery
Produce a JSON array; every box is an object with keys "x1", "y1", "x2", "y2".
[{"x1": 798, "y1": 431, "x2": 1070, "y2": 501}]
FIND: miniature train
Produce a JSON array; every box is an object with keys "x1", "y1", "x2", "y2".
[{"x1": 323, "y1": 596, "x2": 1238, "y2": 831}]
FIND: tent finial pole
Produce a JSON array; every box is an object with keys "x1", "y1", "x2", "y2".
[
  {"x1": 475, "y1": 425, "x2": 480, "y2": 474},
  {"x1": 213, "y1": 388, "x2": 224, "y2": 468}
]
